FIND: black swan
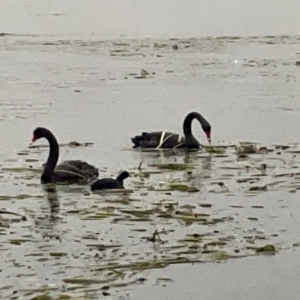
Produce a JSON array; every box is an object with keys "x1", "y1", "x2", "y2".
[
  {"x1": 31, "y1": 127, "x2": 99, "y2": 184},
  {"x1": 91, "y1": 171, "x2": 130, "y2": 191},
  {"x1": 131, "y1": 112, "x2": 211, "y2": 149}
]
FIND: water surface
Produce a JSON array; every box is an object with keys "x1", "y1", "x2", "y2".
[{"x1": 1, "y1": 1, "x2": 300, "y2": 299}]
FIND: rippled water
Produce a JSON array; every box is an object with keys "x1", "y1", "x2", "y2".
[{"x1": 1, "y1": 2, "x2": 300, "y2": 300}]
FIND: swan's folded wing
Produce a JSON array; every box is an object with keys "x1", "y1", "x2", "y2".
[
  {"x1": 131, "y1": 131, "x2": 186, "y2": 149},
  {"x1": 56, "y1": 160, "x2": 99, "y2": 180}
]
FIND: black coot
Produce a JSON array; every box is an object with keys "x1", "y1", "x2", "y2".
[{"x1": 91, "y1": 171, "x2": 130, "y2": 191}]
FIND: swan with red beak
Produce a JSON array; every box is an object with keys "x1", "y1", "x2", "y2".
[{"x1": 131, "y1": 111, "x2": 211, "y2": 149}]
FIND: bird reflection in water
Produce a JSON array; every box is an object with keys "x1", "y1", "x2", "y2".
[
  {"x1": 31, "y1": 184, "x2": 61, "y2": 238},
  {"x1": 184, "y1": 152, "x2": 213, "y2": 182},
  {"x1": 44, "y1": 184, "x2": 60, "y2": 218}
]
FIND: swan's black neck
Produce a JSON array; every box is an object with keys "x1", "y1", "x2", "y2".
[
  {"x1": 42, "y1": 129, "x2": 59, "y2": 182},
  {"x1": 183, "y1": 112, "x2": 211, "y2": 147}
]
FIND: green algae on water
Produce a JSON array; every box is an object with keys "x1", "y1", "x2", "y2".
[{"x1": 149, "y1": 163, "x2": 195, "y2": 171}]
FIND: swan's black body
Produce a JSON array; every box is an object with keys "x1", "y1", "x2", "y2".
[
  {"x1": 131, "y1": 112, "x2": 211, "y2": 149},
  {"x1": 32, "y1": 127, "x2": 99, "y2": 184},
  {"x1": 91, "y1": 171, "x2": 130, "y2": 191}
]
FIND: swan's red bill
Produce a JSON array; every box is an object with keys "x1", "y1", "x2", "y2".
[
  {"x1": 205, "y1": 130, "x2": 211, "y2": 144},
  {"x1": 32, "y1": 135, "x2": 37, "y2": 143}
]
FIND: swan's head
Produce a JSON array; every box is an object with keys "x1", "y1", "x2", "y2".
[
  {"x1": 32, "y1": 127, "x2": 47, "y2": 143},
  {"x1": 202, "y1": 124, "x2": 211, "y2": 144},
  {"x1": 118, "y1": 171, "x2": 131, "y2": 181}
]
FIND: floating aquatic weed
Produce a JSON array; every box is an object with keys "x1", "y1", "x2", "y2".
[
  {"x1": 248, "y1": 185, "x2": 268, "y2": 191},
  {"x1": 127, "y1": 217, "x2": 152, "y2": 222},
  {"x1": 156, "y1": 199, "x2": 178, "y2": 207},
  {"x1": 65, "y1": 209, "x2": 82, "y2": 214},
  {"x1": 25, "y1": 159, "x2": 40, "y2": 162},
  {"x1": 204, "y1": 146, "x2": 226, "y2": 154},
  {"x1": 274, "y1": 145, "x2": 290, "y2": 150},
  {"x1": 210, "y1": 251, "x2": 233, "y2": 261},
  {"x1": 93, "y1": 189, "x2": 134, "y2": 194},
  {"x1": 0, "y1": 194, "x2": 42, "y2": 201},
  {"x1": 220, "y1": 165, "x2": 244, "y2": 170},
  {"x1": 81, "y1": 207, "x2": 119, "y2": 220},
  {"x1": 119, "y1": 208, "x2": 158, "y2": 217},
  {"x1": 156, "y1": 277, "x2": 174, "y2": 282},
  {"x1": 0, "y1": 210, "x2": 27, "y2": 222},
  {"x1": 86, "y1": 244, "x2": 122, "y2": 251},
  {"x1": 106, "y1": 197, "x2": 140, "y2": 204},
  {"x1": 171, "y1": 249, "x2": 199, "y2": 255},
  {"x1": 156, "y1": 212, "x2": 173, "y2": 218},
  {"x1": 180, "y1": 204, "x2": 197, "y2": 210},
  {"x1": 209, "y1": 217, "x2": 228, "y2": 224},
  {"x1": 236, "y1": 177, "x2": 260, "y2": 183},
  {"x1": 1, "y1": 167, "x2": 41, "y2": 173},
  {"x1": 255, "y1": 244, "x2": 276, "y2": 253},
  {"x1": 28, "y1": 141, "x2": 94, "y2": 149},
  {"x1": 169, "y1": 184, "x2": 199, "y2": 193},
  {"x1": 198, "y1": 203, "x2": 212, "y2": 208},
  {"x1": 286, "y1": 149, "x2": 300, "y2": 154},
  {"x1": 30, "y1": 294, "x2": 53, "y2": 300},
  {"x1": 162, "y1": 244, "x2": 187, "y2": 251},
  {"x1": 160, "y1": 184, "x2": 199, "y2": 193},
  {"x1": 9, "y1": 238, "x2": 33, "y2": 244},
  {"x1": 0, "y1": 285, "x2": 14, "y2": 291},
  {"x1": 17, "y1": 151, "x2": 29, "y2": 155},
  {"x1": 257, "y1": 147, "x2": 274, "y2": 154},
  {"x1": 174, "y1": 214, "x2": 207, "y2": 223},
  {"x1": 0, "y1": 222, "x2": 9, "y2": 229},
  {"x1": 92, "y1": 261, "x2": 168, "y2": 273},
  {"x1": 110, "y1": 49, "x2": 130, "y2": 56},
  {"x1": 149, "y1": 163, "x2": 195, "y2": 171},
  {"x1": 236, "y1": 144, "x2": 257, "y2": 154},
  {"x1": 129, "y1": 261, "x2": 168, "y2": 271},
  {"x1": 206, "y1": 241, "x2": 227, "y2": 246},
  {"x1": 133, "y1": 172, "x2": 149, "y2": 179},
  {"x1": 274, "y1": 172, "x2": 300, "y2": 178},
  {"x1": 131, "y1": 228, "x2": 147, "y2": 232},
  {"x1": 49, "y1": 252, "x2": 68, "y2": 257},
  {"x1": 178, "y1": 234, "x2": 203, "y2": 243},
  {"x1": 63, "y1": 277, "x2": 118, "y2": 285},
  {"x1": 237, "y1": 152, "x2": 250, "y2": 159}
]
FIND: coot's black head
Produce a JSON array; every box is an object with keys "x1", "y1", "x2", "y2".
[
  {"x1": 32, "y1": 127, "x2": 48, "y2": 143},
  {"x1": 117, "y1": 171, "x2": 131, "y2": 181}
]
